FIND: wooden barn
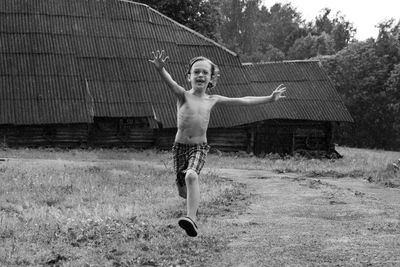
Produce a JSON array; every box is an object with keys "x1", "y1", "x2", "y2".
[
  {"x1": 0, "y1": 0, "x2": 353, "y2": 157},
  {"x1": 240, "y1": 61, "x2": 354, "y2": 157}
]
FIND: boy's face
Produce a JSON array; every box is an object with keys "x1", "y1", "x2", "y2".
[{"x1": 188, "y1": 60, "x2": 212, "y2": 90}]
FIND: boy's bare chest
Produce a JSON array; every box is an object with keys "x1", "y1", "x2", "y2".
[{"x1": 179, "y1": 95, "x2": 214, "y2": 116}]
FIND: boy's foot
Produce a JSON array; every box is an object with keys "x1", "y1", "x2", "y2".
[
  {"x1": 178, "y1": 216, "x2": 198, "y2": 237},
  {"x1": 176, "y1": 172, "x2": 187, "y2": 199}
]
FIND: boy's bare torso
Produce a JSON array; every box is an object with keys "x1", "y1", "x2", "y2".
[{"x1": 175, "y1": 91, "x2": 217, "y2": 144}]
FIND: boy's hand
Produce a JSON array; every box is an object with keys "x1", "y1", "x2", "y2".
[
  {"x1": 149, "y1": 50, "x2": 169, "y2": 70},
  {"x1": 271, "y1": 84, "x2": 286, "y2": 101}
]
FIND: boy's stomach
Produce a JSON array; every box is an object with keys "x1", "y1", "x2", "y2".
[{"x1": 175, "y1": 127, "x2": 207, "y2": 144}]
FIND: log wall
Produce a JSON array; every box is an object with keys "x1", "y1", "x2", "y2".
[
  {"x1": 251, "y1": 120, "x2": 335, "y2": 157},
  {"x1": 0, "y1": 119, "x2": 337, "y2": 158},
  {"x1": 0, "y1": 124, "x2": 89, "y2": 148}
]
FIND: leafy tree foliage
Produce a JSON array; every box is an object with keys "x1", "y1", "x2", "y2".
[
  {"x1": 260, "y1": 3, "x2": 304, "y2": 54},
  {"x1": 135, "y1": 0, "x2": 221, "y2": 41},
  {"x1": 310, "y1": 8, "x2": 356, "y2": 51},
  {"x1": 288, "y1": 32, "x2": 335, "y2": 59},
  {"x1": 218, "y1": 0, "x2": 244, "y2": 52},
  {"x1": 218, "y1": 1, "x2": 306, "y2": 61},
  {"x1": 319, "y1": 20, "x2": 400, "y2": 149},
  {"x1": 217, "y1": 2, "x2": 355, "y2": 61}
]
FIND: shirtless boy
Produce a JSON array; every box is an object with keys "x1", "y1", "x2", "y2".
[{"x1": 149, "y1": 50, "x2": 286, "y2": 237}]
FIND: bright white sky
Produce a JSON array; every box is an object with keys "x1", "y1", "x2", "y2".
[{"x1": 261, "y1": 0, "x2": 400, "y2": 40}]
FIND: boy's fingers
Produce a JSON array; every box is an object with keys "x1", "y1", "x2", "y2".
[
  {"x1": 277, "y1": 84, "x2": 285, "y2": 90},
  {"x1": 151, "y1": 49, "x2": 168, "y2": 63},
  {"x1": 274, "y1": 87, "x2": 286, "y2": 93}
]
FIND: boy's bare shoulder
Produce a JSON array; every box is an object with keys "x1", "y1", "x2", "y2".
[
  {"x1": 208, "y1": 94, "x2": 222, "y2": 99},
  {"x1": 209, "y1": 94, "x2": 227, "y2": 101}
]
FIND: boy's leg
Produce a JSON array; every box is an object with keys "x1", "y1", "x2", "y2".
[
  {"x1": 178, "y1": 169, "x2": 200, "y2": 237},
  {"x1": 178, "y1": 144, "x2": 209, "y2": 237},
  {"x1": 176, "y1": 171, "x2": 187, "y2": 199},
  {"x1": 172, "y1": 143, "x2": 188, "y2": 199},
  {"x1": 184, "y1": 144, "x2": 209, "y2": 219},
  {"x1": 185, "y1": 169, "x2": 200, "y2": 219}
]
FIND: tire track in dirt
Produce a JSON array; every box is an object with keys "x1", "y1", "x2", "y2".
[{"x1": 211, "y1": 168, "x2": 400, "y2": 266}]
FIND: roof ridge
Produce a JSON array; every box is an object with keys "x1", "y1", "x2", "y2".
[
  {"x1": 243, "y1": 59, "x2": 320, "y2": 66},
  {"x1": 121, "y1": 0, "x2": 238, "y2": 57}
]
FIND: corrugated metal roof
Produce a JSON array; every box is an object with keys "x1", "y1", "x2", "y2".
[
  {"x1": 244, "y1": 61, "x2": 354, "y2": 122},
  {"x1": 0, "y1": 0, "x2": 352, "y2": 127}
]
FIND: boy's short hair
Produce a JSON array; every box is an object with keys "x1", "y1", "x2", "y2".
[{"x1": 187, "y1": 56, "x2": 220, "y2": 89}]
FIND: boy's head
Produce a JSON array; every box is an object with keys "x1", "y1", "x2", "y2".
[{"x1": 186, "y1": 56, "x2": 219, "y2": 90}]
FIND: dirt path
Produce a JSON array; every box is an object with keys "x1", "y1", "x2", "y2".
[{"x1": 211, "y1": 168, "x2": 400, "y2": 266}]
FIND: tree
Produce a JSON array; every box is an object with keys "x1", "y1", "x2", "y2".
[
  {"x1": 314, "y1": 8, "x2": 334, "y2": 34},
  {"x1": 287, "y1": 32, "x2": 335, "y2": 59},
  {"x1": 219, "y1": 0, "x2": 262, "y2": 54},
  {"x1": 240, "y1": 45, "x2": 285, "y2": 62},
  {"x1": 319, "y1": 20, "x2": 400, "y2": 149},
  {"x1": 241, "y1": 0, "x2": 260, "y2": 55},
  {"x1": 309, "y1": 8, "x2": 356, "y2": 52},
  {"x1": 260, "y1": 3, "x2": 304, "y2": 54},
  {"x1": 136, "y1": 0, "x2": 221, "y2": 41},
  {"x1": 386, "y1": 63, "x2": 400, "y2": 147}
]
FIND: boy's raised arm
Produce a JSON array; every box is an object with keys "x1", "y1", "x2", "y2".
[
  {"x1": 215, "y1": 84, "x2": 287, "y2": 106},
  {"x1": 149, "y1": 50, "x2": 186, "y2": 98}
]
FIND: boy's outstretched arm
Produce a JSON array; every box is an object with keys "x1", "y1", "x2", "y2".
[
  {"x1": 149, "y1": 50, "x2": 185, "y2": 99},
  {"x1": 215, "y1": 84, "x2": 286, "y2": 106}
]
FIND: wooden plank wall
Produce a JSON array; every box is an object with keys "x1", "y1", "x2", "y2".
[
  {"x1": 0, "y1": 124, "x2": 89, "y2": 148},
  {"x1": 88, "y1": 118, "x2": 155, "y2": 148},
  {"x1": 88, "y1": 127, "x2": 155, "y2": 148},
  {"x1": 253, "y1": 120, "x2": 334, "y2": 157},
  {"x1": 207, "y1": 128, "x2": 249, "y2": 152},
  {"x1": 155, "y1": 127, "x2": 249, "y2": 153},
  {"x1": 0, "y1": 120, "x2": 336, "y2": 158}
]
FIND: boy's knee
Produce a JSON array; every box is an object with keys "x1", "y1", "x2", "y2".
[{"x1": 185, "y1": 169, "x2": 198, "y2": 184}]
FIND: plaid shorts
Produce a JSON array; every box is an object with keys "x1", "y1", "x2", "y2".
[{"x1": 172, "y1": 142, "x2": 210, "y2": 178}]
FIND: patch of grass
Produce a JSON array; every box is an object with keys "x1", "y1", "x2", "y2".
[
  {"x1": 0, "y1": 150, "x2": 249, "y2": 266},
  {"x1": 200, "y1": 171, "x2": 250, "y2": 217},
  {"x1": 365, "y1": 163, "x2": 400, "y2": 188},
  {"x1": 0, "y1": 146, "x2": 399, "y2": 265},
  {"x1": 206, "y1": 146, "x2": 400, "y2": 187}
]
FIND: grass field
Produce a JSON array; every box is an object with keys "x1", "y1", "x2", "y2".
[{"x1": 0, "y1": 147, "x2": 399, "y2": 266}]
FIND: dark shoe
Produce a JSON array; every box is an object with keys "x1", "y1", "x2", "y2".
[
  {"x1": 178, "y1": 216, "x2": 198, "y2": 237},
  {"x1": 176, "y1": 172, "x2": 187, "y2": 199}
]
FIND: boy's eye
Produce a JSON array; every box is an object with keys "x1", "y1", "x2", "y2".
[{"x1": 193, "y1": 70, "x2": 209, "y2": 75}]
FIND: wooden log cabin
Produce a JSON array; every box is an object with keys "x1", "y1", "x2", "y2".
[{"x1": 0, "y1": 0, "x2": 353, "y2": 157}]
